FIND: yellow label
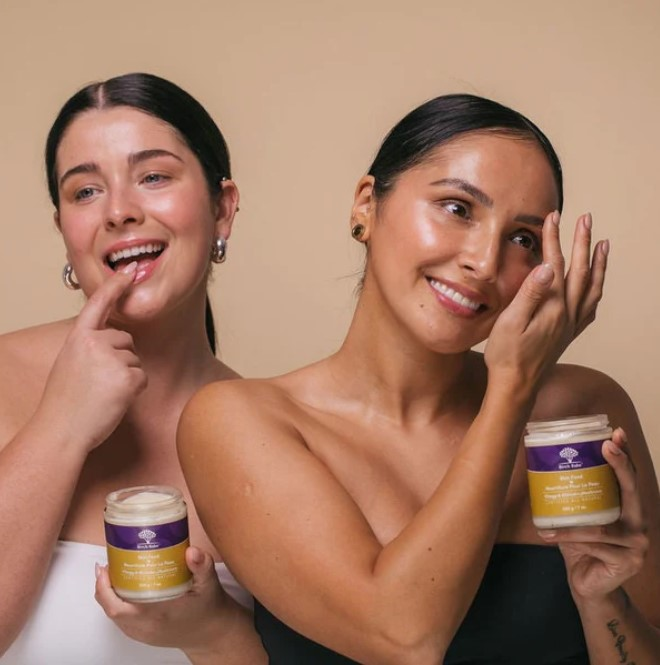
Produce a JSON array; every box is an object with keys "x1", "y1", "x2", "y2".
[
  {"x1": 107, "y1": 540, "x2": 191, "y2": 592},
  {"x1": 527, "y1": 464, "x2": 620, "y2": 517}
]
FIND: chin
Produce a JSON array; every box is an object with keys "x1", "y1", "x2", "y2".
[
  {"x1": 112, "y1": 295, "x2": 170, "y2": 326},
  {"x1": 417, "y1": 322, "x2": 490, "y2": 356},
  {"x1": 425, "y1": 340, "x2": 477, "y2": 356}
]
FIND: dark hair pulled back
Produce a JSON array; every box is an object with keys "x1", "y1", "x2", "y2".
[
  {"x1": 368, "y1": 93, "x2": 563, "y2": 212},
  {"x1": 45, "y1": 72, "x2": 230, "y2": 353}
]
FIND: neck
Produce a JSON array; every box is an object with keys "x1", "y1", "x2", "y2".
[
  {"x1": 328, "y1": 289, "x2": 483, "y2": 428},
  {"x1": 110, "y1": 295, "x2": 227, "y2": 416}
]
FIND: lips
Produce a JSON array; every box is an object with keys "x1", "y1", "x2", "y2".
[
  {"x1": 105, "y1": 242, "x2": 166, "y2": 271},
  {"x1": 427, "y1": 278, "x2": 487, "y2": 314}
]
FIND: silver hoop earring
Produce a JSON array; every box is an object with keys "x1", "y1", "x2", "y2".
[
  {"x1": 211, "y1": 237, "x2": 227, "y2": 264},
  {"x1": 62, "y1": 263, "x2": 81, "y2": 290}
]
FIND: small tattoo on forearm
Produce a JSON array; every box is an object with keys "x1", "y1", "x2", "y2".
[{"x1": 606, "y1": 619, "x2": 637, "y2": 664}]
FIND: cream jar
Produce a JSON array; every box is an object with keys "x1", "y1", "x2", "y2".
[
  {"x1": 104, "y1": 485, "x2": 192, "y2": 602},
  {"x1": 524, "y1": 414, "x2": 621, "y2": 529}
]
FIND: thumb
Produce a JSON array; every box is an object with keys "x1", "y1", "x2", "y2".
[
  {"x1": 503, "y1": 263, "x2": 554, "y2": 326},
  {"x1": 185, "y1": 547, "x2": 217, "y2": 587}
]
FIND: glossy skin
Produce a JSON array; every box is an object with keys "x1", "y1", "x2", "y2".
[
  {"x1": 179, "y1": 134, "x2": 660, "y2": 664},
  {"x1": 55, "y1": 107, "x2": 222, "y2": 325},
  {"x1": 0, "y1": 108, "x2": 266, "y2": 663},
  {"x1": 360, "y1": 134, "x2": 555, "y2": 354}
]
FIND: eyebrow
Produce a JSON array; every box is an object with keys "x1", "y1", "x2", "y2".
[
  {"x1": 430, "y1": 177, "x2": 545, "y2": 227},
  {"x1": 431, "y1": 178, "x2": 493, "y2": 207},
  {"x1": 58, "y1": 149, "x2": 184, "y2": 189},
  {"x1": 128, "y1": 149, "x2": 184, "y2": 167},
  {"x1": 59, "y1": 162, "x2": 99, "y2": 188}
]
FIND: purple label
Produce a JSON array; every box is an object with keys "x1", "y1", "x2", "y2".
[
  {"x1": 105, "y1": 517, "x2": 189, "y2": 551},
  {"x1": 525, "y1": 439, "x2": 607, "y2": 473}
]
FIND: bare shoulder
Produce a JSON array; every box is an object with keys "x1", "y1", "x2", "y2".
[
  {"x1": 177, "y1": 377, "x2": 302, "y2": 456},
  {"x1": 182, "y1": 377, "x2": 295, "y2": 423},
  {"x1": 533, "y1": 363, "x2": 634, "y2": 422},
  {"x1": 0, "y1": 319, "x2": 72, "y2": 442},
  {"x1": 535, "y1": 362, "x2": 658, "y2": 496},
  {"x1": 0, "y1": 319, "x2": 71, "y2": 366}
]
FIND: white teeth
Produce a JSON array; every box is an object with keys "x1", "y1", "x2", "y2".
[
  {"x1": 429, "y1": 279, "x2": 481, "y2": 311},
  {"x1": 108, "y1": 243, "x2": 164, "y2": 264}
]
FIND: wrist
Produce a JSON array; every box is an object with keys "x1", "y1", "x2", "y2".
[
  {"x1": 571, "y1": 585, "x2": 629, "y2": 615},
  {"x1": 31, "y1": 404, "x2": 98, "y2": 459},
  {"x1": 183, "y1": 598, "x2": 250, "y2": 662},
  {"x1": 489, "y1": 365, "x2": 542, "y2": 396},
  {"x1": 22, "y1": 411, "x2": 90, "y2": 465},
  {"x1": 483, "y1": 373, "x2": 536, "y2": 417}
]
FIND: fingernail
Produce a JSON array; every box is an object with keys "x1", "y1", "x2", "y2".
[
  {"x1": 583, "y1": 213, "x2": 592, "y2": 231},
  {"x1": 95, "y1": 562, "x2": 101, "y2": 579},
  {"x1": 552, "y1": 211, "x2": 560, "y2": 225},
  {"x1": 190, "y1": 547, "x2": 203, "y2": 564},
  {"x1": 607, "y1": 440, "x2": 622, "y2": 455},
  {"x1": 534, "y1": 263, "x2": 554, "y2": 284},
  {"x1": 538, "y1": 530, "x2": 556, "y2": 538},
  {"x1": 601, "y1": 239, "x2": 610, "y2": 257},
  {"x1": 121, "y1": 261, "x2": 138, "y2": 274},
  {"x1": 135, "y1": 269, "x2": 147, "y2": 281}
]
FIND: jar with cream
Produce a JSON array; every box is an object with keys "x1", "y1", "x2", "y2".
[
  {"x1": 524, "y1": 414, "x2": 621, "y2": 529},
  {"x1": 104, "y1": 485, "x2": 192, "y2": 602}
]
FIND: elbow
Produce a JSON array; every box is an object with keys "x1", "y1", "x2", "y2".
[{"x1": 363, "y1": 624, "x2": 447, "y2": 665}]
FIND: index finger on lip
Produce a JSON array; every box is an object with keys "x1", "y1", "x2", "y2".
[{"x1": 76, "y1": 262, "x2": 138, "y2": 331}]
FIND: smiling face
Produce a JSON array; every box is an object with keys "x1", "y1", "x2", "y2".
[
  {"x1": 54, "y1": 106, "x2": 232, "y2": 324},
  {"x1": 354, "y1": 131, "x2": 559, "y2": 353}
]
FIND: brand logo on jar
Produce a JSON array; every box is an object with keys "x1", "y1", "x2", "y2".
[
  {"x1": 558, "y1": 446, "x2": 582, "y2": 469},
  {"x1": 138, "y1": 528, "x2": 157, "y2": 544}
]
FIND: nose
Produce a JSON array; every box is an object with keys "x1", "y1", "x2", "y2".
[
  {"x1": 459, "y1": 225, "x2": 501, "y2": 283},
  {"x1": 103, "y1": 185, "x2": 144, "y2": 230}
]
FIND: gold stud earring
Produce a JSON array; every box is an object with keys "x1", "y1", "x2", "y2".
[{"x1": 351, "y1": 224, "x2": 366, "y2": 241}]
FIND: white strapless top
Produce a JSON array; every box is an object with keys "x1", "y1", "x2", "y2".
[{"x1": 2, "y1": 541, "x2": 252, "y2": 664}]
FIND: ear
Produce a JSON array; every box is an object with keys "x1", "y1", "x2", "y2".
[
  {"x1": 53, "y1": 210, "x2": 61, "y2": 231},
  {"x1": 213, "y1": 179, "x2": 240, "y2": 241},
  {"x1": 350, "y1": 175, "x2": 376, "y2": 242}
]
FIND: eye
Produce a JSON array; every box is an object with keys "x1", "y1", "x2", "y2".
[
  {"x1": 441, "y1": 200, "x2": 471, "y2": 219},
  {"x1": 511, "y1": 230, "x2": 541, "y2": 254},
  {"x1": 74, "y1": 186, "x2": 99, "y2": 201},
  {"x1": 141, "y1": 172, "x2": 170, "y2": 186}
]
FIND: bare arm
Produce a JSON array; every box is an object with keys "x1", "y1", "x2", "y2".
[
  {"x1": 179, "y1": 214, "x2": 608, "y2": 664},
  {"x1": 539, "y1": 377, "x2": 660, "y2": 663},
  {"x1": 0, "y1": 265, "x2": 145, "y2": 653}
]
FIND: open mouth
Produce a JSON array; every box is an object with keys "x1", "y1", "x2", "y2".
[
  {"x1": 106, "y1": 242, "x2": 166, "y2": 271},
  {"x1": 427, "y1": 278, "x2": 488, "y2": 313}
]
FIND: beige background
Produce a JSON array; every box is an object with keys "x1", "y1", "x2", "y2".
[{"x1": 1, "y1": 0, "x2": 658, "y2": 468}]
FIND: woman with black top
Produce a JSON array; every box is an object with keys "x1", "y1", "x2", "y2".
[{"x1": 179, "y1": 94, "x2": 660, "y2": 664}]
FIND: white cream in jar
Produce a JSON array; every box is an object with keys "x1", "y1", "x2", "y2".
[{"x1": 104, "y1": 485, "x2": 192, "y2": 602}]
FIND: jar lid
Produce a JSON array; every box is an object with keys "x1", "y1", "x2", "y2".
[
  {"x1": 525, "y1": 414, "x2": 611, "y2": 445},
  {"x1": 526, "y1": 414, "x2": 609, "y2": 435},
  {"x1": 105, "y1": 485, "x2": 183, "y2": 515}
]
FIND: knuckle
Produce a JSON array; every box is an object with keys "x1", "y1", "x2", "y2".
[
  {"x1": 104, "y1": 604, "x2": 121, "y2": 620},
  {"x1": 591, "y1": 286, "x2": 604, "y2": 303},
  {"x1": 631, "y1": 551, "x2": 646, "y2": 572},
  {"x1": 574, "y1": 265, "x2": 591, "y2": 283},
  {"x1": 634, "y1": 530, "x2": 650, "y2": 554}
]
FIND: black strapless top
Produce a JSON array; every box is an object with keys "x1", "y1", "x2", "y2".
[{"x1": 254, "y1": 544, "x2": 589, "y2": 664}]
